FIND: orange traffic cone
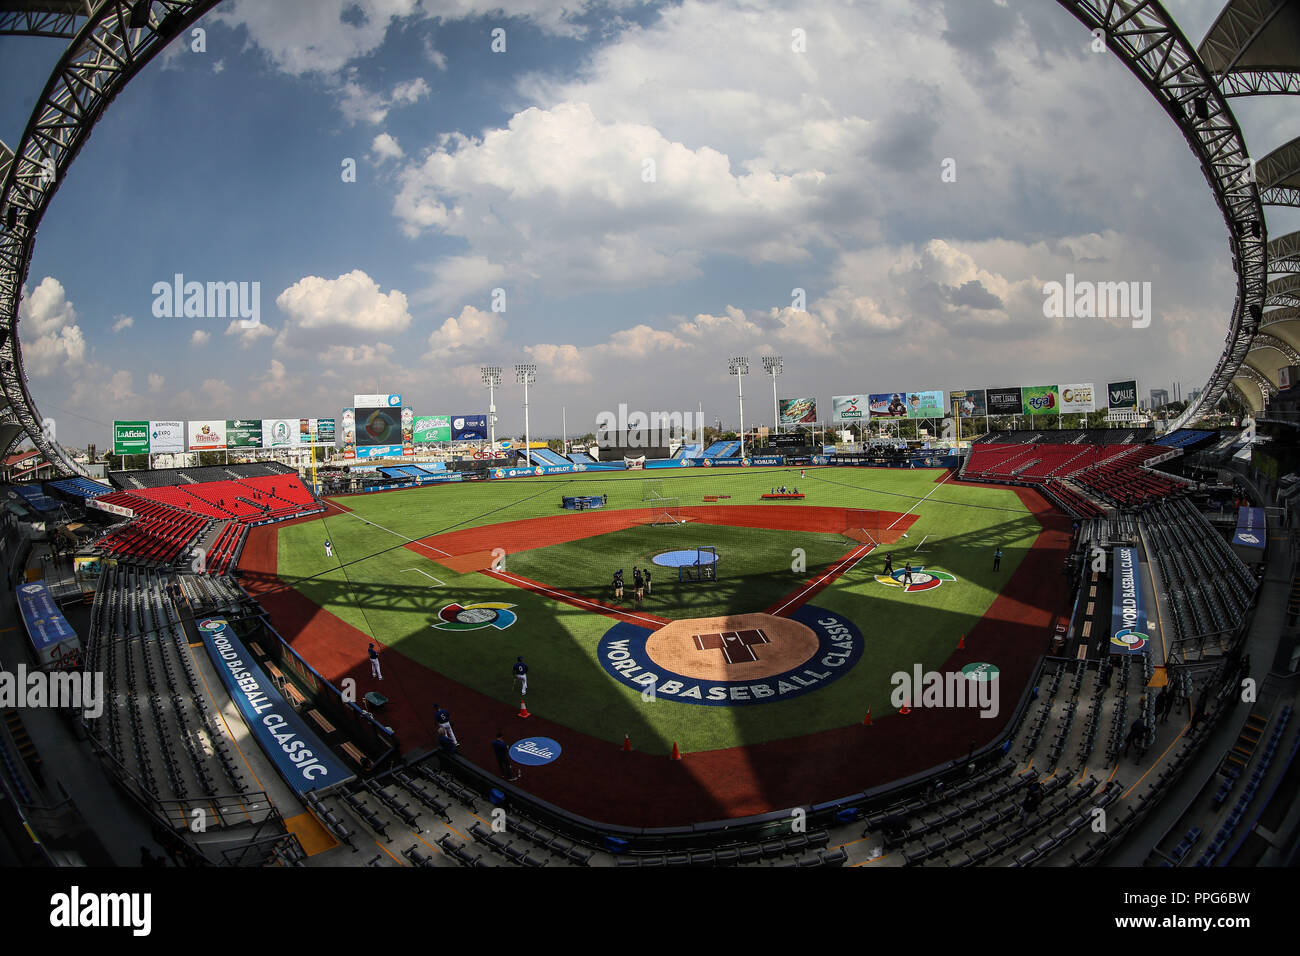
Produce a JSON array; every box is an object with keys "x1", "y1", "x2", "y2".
[
  {"x1": 957, "y1": 633, "x2": 966, "y2": 650},
  {"x1": 863, "y1": 708, "x2": 872, "y2": 726},
  {"x1": 670, "y1": 741, "x2": 682, "y2": 760},
  {"x1": 623, "y1": 734, "x2": 632, "y2": 752},
  {"x1": 899, "y1": 701, "x2": 912, "y2": 716},
  {"x1": 517, "y1": 699, "x2": 531, "y2": 718}
]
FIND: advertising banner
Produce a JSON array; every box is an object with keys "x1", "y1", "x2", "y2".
[
  {"x1": 401, "y1": 407, "x2": 414, "y2": 457},
  {"x1": 986, "y1": 387, "x2": 1022, "y2": 416},
  {"x1": 352, "y1": 444, "x2": 403, "y2": 460},
  {"x1": 148, "y1": 420, "x2": 184, "y2": 454},
  {"x1": 354, "y1": 393, "x2": 402, "y2": 409},
  {"x1": 187, "y1": 419, "x2": 227, "y2": 451},
  {"x1": 1232, "y1": 507, "x2": 1266, "y2": 564},
  {"x1": 831, "y1": 396, "x2": 865, "y2": 422},
  {"x1": 1059, "y1": 383, "x2": 1096, "y2": 414},
  {"x1": 413, "y1": 415, "x2": 452, "y2": 442},
  {"x1": 225, "y1": 419, "x2": 263, "y2": 448},
  {"x1": 1021, "y1": 385, "x2": 1060, "y2": 416},
  {"x1": 16, "y1": 581, "x2": 81, "y2": 666},
  {"x1": 198, "y1": 619, "x2": 352, "y2": 793},
  {"x1": 868, "y1": 392, "x2": 910, "y2": 419},
  {"x1": 779, "y1": 397, "x2": 818, "y2": 425},
  {"x1": 451, "y1": 414, "x2": 489, "y2": 440},
  {"x1": 1109, "y1": 547, "x2": 1150, "y2": 655},
  {"x1": 904, "y1": 390, "x2": 946, "y2": 419},
  {"x1": 341, "y1": 408, "x2": 356, "y2": 460},
  {"x1": 113, "y1": 421, "x2": 150, "y2": 456},
  {"x1": 1107, "y1": 380, "x2": 1139, "y2": 412},
  {"x1": 954, "y1": 389, "x2": 987, "y2": 419},
  {"x1": 299, "y1": 418, "x2": 336, "y2": 444},
  {"x1": 262, "y1": 419, "x2": 298, "y2": 448}
]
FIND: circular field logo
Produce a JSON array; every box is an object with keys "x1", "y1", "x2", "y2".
[
  {"x1": 1110, "y1": 627, "x2": 1149, "y2": 652},
  {"x1": 197, "y1": 619, "x2": 225, "y2": 633},
  {"x1": 510, "y1": 738, "x2": 562, "y2": 766},
  {"x1": 961, "y1": 661, "x2": 1000, "y2": 682},
  {"x1": 432, "y1": 602, "x2": 517, "y2": 632},
  {"x1": 595, "y1": 604, "x2": 863, "y2": 707},
  {"x1": 874, "y1": 566, "x2": 956, "y2": 593}
]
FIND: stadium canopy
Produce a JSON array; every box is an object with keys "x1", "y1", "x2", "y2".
[
  {"x1": 1195, "y1": 0, "x2": 1300, "y2": 415},
  {"x1": 0, "y1": 0, "x2": 1287, "y2": 471}
]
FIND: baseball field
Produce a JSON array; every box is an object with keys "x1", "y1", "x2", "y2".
[{"x1": 239, "y1": 465, "x2": 1069, "y2": 824}]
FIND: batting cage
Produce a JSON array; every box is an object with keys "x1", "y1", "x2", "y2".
[{"x1": 676, "y1": 545, "x2": 718, "y2": 582}]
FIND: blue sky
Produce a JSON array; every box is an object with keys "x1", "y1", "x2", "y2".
[{"x1": 2, "y1": 0, "x2": 1295, "y2": 448}]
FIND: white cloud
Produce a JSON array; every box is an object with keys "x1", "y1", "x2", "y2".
[
  {"x1": 18, "y1": 277, "x2": 86, "y2": 376},
  {"x1": 426, "y1": 305, "x2": 507, "y2": 361},
  {"x1": 148, "y1": 373, "x2": 165, "y2": 393},
  {"x1": 111, "y1": 315, "x2": 134, "y2": 333},
  {"x1": 275, "y1": 270, "x2": 411, "y2": 350},
  {"x1": 191, "y1": 329, "x2": 211, "y2": 347},
  {"x1": 370, "y1": 132, "x2": 405, "y2": 163},
  {"x1": 225, "y1": 319, "x2": 276, "y2": 349}
]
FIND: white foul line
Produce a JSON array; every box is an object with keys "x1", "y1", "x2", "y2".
[
  {"x1": 336, "y1": 509, "x2": 452, "y2": 557},
  {"x1": 489, "y1": 569, "x2": 665, "y2": 628},
  {"x1": 401, "y1": 568, "x2": 446, "y2": 586},
  {"x1": 885, "y1": 469, "x2": 954, "y2": 531},
  {"x1": 769, "y1": 543, "x2": 874, "y2": 617}
]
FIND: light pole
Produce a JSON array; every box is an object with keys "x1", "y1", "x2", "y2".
[
  {"x1": 762, "y1": 355, "x2": 783, "y2": 439},
  {"x1": 515, "y1": 364, "x2": 537, "y2": 468},
  {"x1": 481, "y1": 366, "x2": 502, "y2": 451},
  {"x1": 728, "y1": 356, "x2": 749, "y2": 458}
]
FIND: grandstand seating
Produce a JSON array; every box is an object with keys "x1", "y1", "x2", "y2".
[
  {"x1": 48, "y1": 475, "x2": 113, "y2": 500},
  {"x1": 525, "y1": 448, "x2": 572, "y2": 468},
  {"x1": 672, "y1": 444, "x2": 702, "y2": 459},
  {"x1": 1154, "y1": 429, "x2": 1216, "y2": 449},
  {"x1": 703, "y1": 441, "x2": 740, "y2": 458},
  {"x1": 568, "y1": 451, "x2": 597, "y2": 465}
]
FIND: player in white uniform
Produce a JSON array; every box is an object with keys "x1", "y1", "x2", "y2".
[{"x1": 324, "y1": 539, "x2": 333, "y2": 558}]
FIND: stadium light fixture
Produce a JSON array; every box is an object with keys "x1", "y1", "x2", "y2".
[
  {"x1": 129, "y1": 1, "x2": 152, "y2": 30},
  {"x1": 762, "y1": 355, "x2": 783, "y2": 437},
  {"x1": 515, "y1": 364, "x2": 537, "y2": 468},
  {"x1": 481, "y1": 366, "x2": 502, "y2": 449},
  {"x1": 728, "y1": 356, "x2": 749, "y2": 458}
]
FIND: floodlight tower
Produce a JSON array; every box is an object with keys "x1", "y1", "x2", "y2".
[
  {"x1": 728, "y1": 356, "x2": 750, "y2": 458},
  {"x1": 481, "y1": 366, "x2": 502, "y2": 449},
  {"x1": 515, "y1": 364, "x2": 537, "y2": 467},
  {"x1": 762, "y1": 355, "x2": 783, "y2": 437}
]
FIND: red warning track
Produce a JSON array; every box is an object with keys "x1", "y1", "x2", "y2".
[{"x1": 237, "y1": 484, "x2": 1064, "y2": 828}]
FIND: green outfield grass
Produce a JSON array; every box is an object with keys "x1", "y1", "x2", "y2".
[{"x1": 274, "y1": 467, "x2": 1044, "y2": 753}]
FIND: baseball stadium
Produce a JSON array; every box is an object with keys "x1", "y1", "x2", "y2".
[{"x1": 0, "y1": 0, "x2": 1298, "y2": 889}]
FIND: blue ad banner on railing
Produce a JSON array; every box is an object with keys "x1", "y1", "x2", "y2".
[
  {"x1": 197, "y1": 618, "x2": 353, "y2": 793},
  {"x1": 1232, "y1": 507, "x2": 1266, "y2": 551},
  {"x1": 1109, "y1": 547, "x2": 1150, "y2": 655},
  {"x1": 491, "y1": 463, "x2": 581, "y2": 478},
  {"x1": 16, "y1": 580, "x2": 81, "y2": 666},
  {"x1": 749, "y1": 456, "x2": 785, "y2": 466}
]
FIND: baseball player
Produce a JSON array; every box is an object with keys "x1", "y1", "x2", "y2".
[
  {"x1": 324, "y1": 539, "x2": 333, "y2": 558},
  {"x1": 513, "y1": 656, "x2": 528, "y2": 695},
  {"x1": 613, "y1": 569, "x2": 624, "y2": 601},
  {"x1": 883, "y1": 552, "x2": 894, "y2": 576},
  {"x1": 367, "y1": 642, "x2": 382, "y2": 680},
  {"x1": 633, "y1": 566, "x2": 644, "y2": 607},
  {"x1": 433, "y1": 703, "x2": 458, "y2": 747},
  {"x1": 902, "y1": 562, "x2": 914, "y2": 587},
  {"x1": 644, "y1": 568, "x2": 652, "y2": 596}
]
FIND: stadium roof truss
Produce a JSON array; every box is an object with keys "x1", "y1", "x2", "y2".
[
  {"x1": 0, "y1": 1, "x2": 220, "y2": 474},
  {"x1": 0, "y1": 0, "x2": 1288, "y2": 471}
]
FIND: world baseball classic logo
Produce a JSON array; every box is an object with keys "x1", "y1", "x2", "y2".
[
  {"x1": 874, "y1": 566, "x2": 957, "y2": 593},
  {"x1": 432, "y1": 602, "x2": 517, "y2": 631}
]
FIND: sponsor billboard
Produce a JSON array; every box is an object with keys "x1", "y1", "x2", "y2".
[
  {"x1": 904, "y1": 390, "x2": 946, "y2": 419},
  {"x1": 188, "y1": 419, "x2": 227, "y2": 450},
  {"x1": 401, "y1": 406, "x2": 414, "y2": 456},
  {"x1": 1109, "y1": 547, "x2": 1149, "y2": 655},
  {"x1": 986, "y1": 387, "x2": 1022, "y2": 416},
  {"x1": 225, "y1": 419, "x2": 263, "y2": 448},
  {"x1": 113, "y1": 420, "x2": 150, "y2": 456},
  {"x1": 831, "y1": 396, "x2": 865, "y2": 422},
  {"x1": 341, "y1": 408, "x2": 356, "y2": 459},
  {"x1": 148, "y1": 420, "x2": 184, "y2": 454},
  {"x1": 299, "y1": 418, "x2": 335, "y2": 444},
  {"x1": 354, "y1": 393, "x2": 402, "y2": 408},
  {"x1": 414, "y1": 415, "x2": 452, "y2": 442},
  {"x1": 868, "y1": 392, "x2": 910, "y2": 419},
  {"x1": 779, "y1": 397, "x2": 817, "y2": 425},
  {"x1": 954, "y1": 389, "x2": 987, "y2": 419},
  {"x1": 1059, "y1": 383, "x2": 1096, "y2": 414},
  {"x1": 262, "y1": 418, "x2": 297, "y2": 448},
  {"x1": 1022, "y1": 385, "x2": 1060, "y2": 416},
  {"x1": 352, "y1": 444, "x2": 404, "y2": 460},
  {"x1": 451, "y1": 414, "x2": 489, "y2": 440},
  {"x1": 1107, "y1": 379, "x2": 1139, "y2": 411}
]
